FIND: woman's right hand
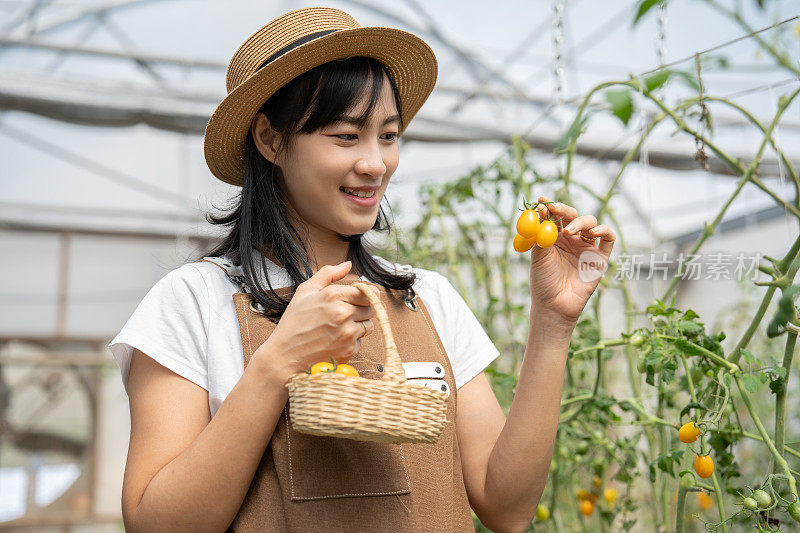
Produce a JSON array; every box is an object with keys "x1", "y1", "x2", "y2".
[{"x1": 254, "y1": 261, "x2": 378, "y2": 381}]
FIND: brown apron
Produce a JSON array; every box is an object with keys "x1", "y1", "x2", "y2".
[{"x1": 226, "y1": 279, "x2": 475, "y2": 532}]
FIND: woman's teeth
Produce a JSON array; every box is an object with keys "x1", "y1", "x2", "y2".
[{"x1": 341, "y1": 187, "x2": 375, "y2": 198}]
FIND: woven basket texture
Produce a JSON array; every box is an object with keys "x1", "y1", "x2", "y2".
[{"x1": 287, "y1": 281, "x2": 449, "y2": 444}]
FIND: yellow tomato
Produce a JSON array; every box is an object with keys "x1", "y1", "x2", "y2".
[
  {"x1": 604, "y1": 488, "x2": 618, "y2": 504},
  {"x1": 694, "y1": 455, "x2": 715, "y2": 479},
  {"x1": 536, "y1": 220, "x2": 559, "y2": 248},
  {"x1": 579, "y1": 499, "x2": 594, "y2": 516},
  {"x1": 513, "y1": 233, "x2": 537, "y2": 253},
  {"x1": 516, "y1": 209, "x2": 541, "y2": 239},
  {"x1": 335, "y1": 363, "x2": 359, "y2": 377},
  {"x1": 678, "y1": 422, "x2": 701, "y2": 443},
  {"x1": 697, "y1": 492, "x2": 713, "y2": 510},
  {"x1": 310, "y1": 362, "x2": 335, "y2": 374}
]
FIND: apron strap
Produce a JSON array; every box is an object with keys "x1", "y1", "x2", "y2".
[{"x1": 198, "y1": 257, "x2": 248, "y2": 293}]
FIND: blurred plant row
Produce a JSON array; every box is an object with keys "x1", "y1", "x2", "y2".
[{"x1": 379, "y1": 1, "x2": 800, "y2": 530}]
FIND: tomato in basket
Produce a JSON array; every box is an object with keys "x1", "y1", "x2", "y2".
[{"x1": 305, "y1": 360, "x2": 359, "y2": 377}]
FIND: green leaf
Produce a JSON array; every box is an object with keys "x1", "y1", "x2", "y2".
[
  {"x1": 633, "y1": 0, "x2": 663, "y2": 25},
  {"x1": 657, "y1": 457, "x2": 673, "y2": 475},
  {"x1": 741, "y1": 373, "x2": 760, "y2": 393},
  {"x1": 661, "y1": 357, "x2": 678, "y2": 384},
  {"x1": 741, "y1": 349, "x2": 755, "y2": 365},
  {"x1": 723, "y1": 373, "x2": 732, "y2": 387},
  {"x1": 708, "y1": 431, "x2": 732, "y2": 452},
  {"x1": 643, "y1": 70, "x2": 671, "y2": 92},
  {"x1": 716, "y1": 450, "x2": 735, "y2": 468},
  {"x1": 646, "y1": 349, "x2": 663, "y2": 366},
  {"x1": 454, "y1": 181, "x2": 474, "y2": 201},
  {"x1": 654, "y1": 450, "x2": 684, "y2": 478},
  {"x1": 758, "y1": 372, "x2": 769, "y2": 383},
  {"x1": 680, "y1": 402, "x2": 705, "y2": 420},
  {"x1": 683, "y1": 309, "x2": 700, "y2": 321},
  {"x1": 604, "y1": 89, "x2": 634, "y2": 126},
  {"x1": 767, "y1": 285, "x2": 800, "y2": 338},
  {"x1": 646, "y1": 299, "x2": 664, "y2": 314},
  {"x1": 769, "y1": 378, "x2": 786, "y2": 395},
  {"x1": 672, "y1": 70, "x2": 701, "y2": 92},
  {"x1": 646, "y1": 367, "x2": 655, "y2": 387},
  {"x1": 615, "y1": 469, "x2": 633, "y2": 483},
  {"x1": 676, "y1": 320, "x2": 703, "y2": 337},
  {"x1": 672, "y1": 338, "x2": 705, "y2": 358}
]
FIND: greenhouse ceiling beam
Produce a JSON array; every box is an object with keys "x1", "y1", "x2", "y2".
[
  {"x1": 1, "y1": 76, "x2": 797, "y2": 178},
  {"x1": 412, "y1": 117, "x2": 799, "y2": 179},
  {"x1": 1, "y1": 41, "x2": 797, "y2": 128},
  {"x1": 0, "y1": 39, "x2": 562, "y2": 109},
  {"x1": 1, "y1": 61, "x2": 796, "y2": 132},
  {"x1": 0, "y1": 218, "x2": 216, "y2": 242},
  {"x1": 0, "y1": 200, "x2": 205, "y2": 223},
  {"x1": 3, "y1": 0, "x2": 165, "y2": 39},
  {"x1": 669, "y1": 201, "x2": 797, "y2": 247},
  {"x1": 338, "y1": 0, "x2": 543, "y2": 111},
  {"x1": 1, "y1": 0, "x2": 49, "y2": 34},
  {"x1": 1, "y1": 36, "x2": 785, "y2": 95},
  {"x1": 0, "y1": 36, "x2": 227, "y2": 69}
]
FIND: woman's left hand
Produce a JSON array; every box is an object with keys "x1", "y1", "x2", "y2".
[{"x1": 529, "y1": 195, "x2": 616, "y2": 326}]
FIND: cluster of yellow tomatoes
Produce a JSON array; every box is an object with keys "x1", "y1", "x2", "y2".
[
  {"x1": 304, "y1": 359, "x2": 360, "y2": 377},
  {"x1": 678, "y1": 421, "x2": 715, "y2": 479},
  {"x1": 533, "y1": 476, "x2": 618, "y2": 523},
  {"x1": 576, "y1": 476, "x2": 618, "y2": 517},
  {"x1": 513, "y1": 200, "x2": 560, "y2": 252}
]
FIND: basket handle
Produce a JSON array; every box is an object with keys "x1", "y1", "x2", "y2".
[{"x1": 352, "y1": 281, "x2": 406, "y2": 383}]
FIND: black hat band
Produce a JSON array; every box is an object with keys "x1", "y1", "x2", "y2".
[{"x1": 257, "y1": 29, "x2": 339, "y2": 70}]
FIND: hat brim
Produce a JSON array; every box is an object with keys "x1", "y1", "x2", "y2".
[{"x1": 204, "y1": 26, "x2": 437, "y2": 186}]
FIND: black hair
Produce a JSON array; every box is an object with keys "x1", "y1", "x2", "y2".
[{"x1": 201, "y1": 56, "x2": 416, "y2": 323}]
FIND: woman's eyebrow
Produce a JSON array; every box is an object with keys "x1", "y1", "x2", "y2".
[{"x1": 334, "y1": 114, "x2": 401, "y2": 127}]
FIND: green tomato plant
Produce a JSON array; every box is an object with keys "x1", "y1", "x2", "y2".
[{"x1": 380, "y1": 2, "x2": 800, "y2": 531}]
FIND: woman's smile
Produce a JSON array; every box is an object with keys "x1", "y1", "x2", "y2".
[{"x1": 340, "y1": 186, "x2": 380, "y2": 207}]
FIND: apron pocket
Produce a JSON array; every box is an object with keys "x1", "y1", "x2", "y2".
[{"x1": 272, "y1": 406, "x2": 412, "y2": 502}]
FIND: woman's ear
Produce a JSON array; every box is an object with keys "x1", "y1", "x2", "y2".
[{"x1": 251, "y1": 112, "x2": 282, "y2": 164}]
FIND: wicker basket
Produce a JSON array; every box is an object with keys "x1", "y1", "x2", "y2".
[{"x1": 286, "y1": 281, "x2": 449, "y2": 444}]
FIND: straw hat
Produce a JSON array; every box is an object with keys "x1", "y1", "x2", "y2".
[{"x1": 204, "y1": 7, "x2": 438, "y2": 186}]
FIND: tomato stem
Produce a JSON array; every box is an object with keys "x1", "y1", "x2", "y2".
[
  {"x1": 733, "y1": 374, "x2": 799, "y2": 506},
  {"x1": 676, "y1": 484, "x2": 688, "y2": 533}
]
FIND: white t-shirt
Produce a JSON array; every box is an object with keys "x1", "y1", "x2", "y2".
[{"x1": 108, "y1": 255, "x2": 500, "y2": 418}]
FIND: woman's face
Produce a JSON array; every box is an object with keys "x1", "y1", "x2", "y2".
[{"x1": 255, "y1": 74, "x2": 400, "y2": 242}]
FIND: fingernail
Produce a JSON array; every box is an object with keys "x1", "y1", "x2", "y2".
[{"x1": 565, "y1": 223, "x2": 576, "y2": 234}]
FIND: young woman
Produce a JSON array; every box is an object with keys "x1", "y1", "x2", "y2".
[{"x1": 109, "y1": 7, "x2": 616, "y2": 532}]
